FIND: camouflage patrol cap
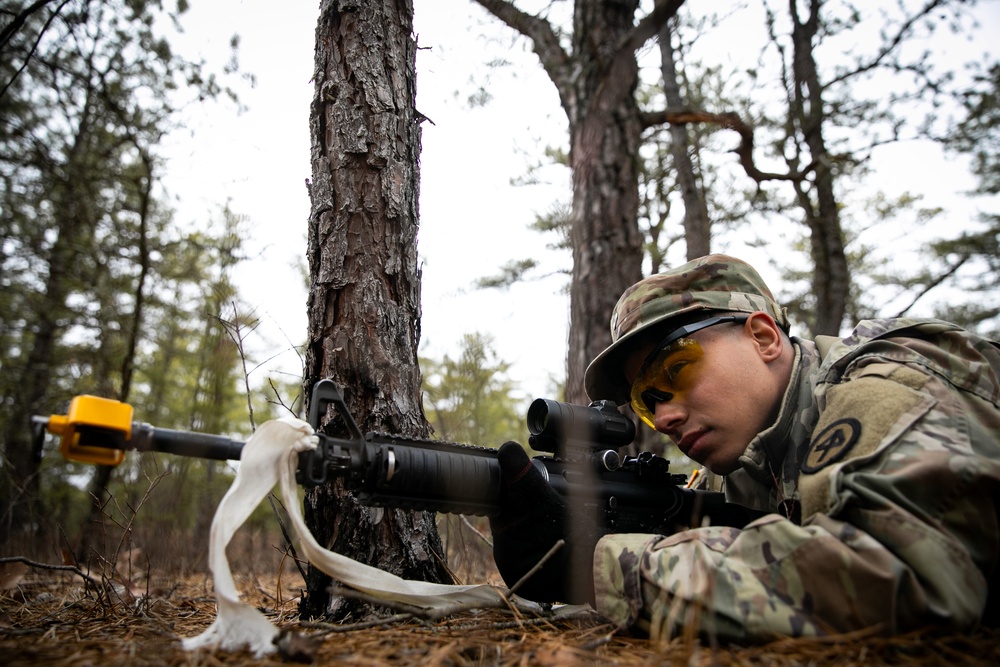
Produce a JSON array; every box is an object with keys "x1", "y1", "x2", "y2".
[{"x1": 584, "y1": 254, "x2": 789, "y2": 404}]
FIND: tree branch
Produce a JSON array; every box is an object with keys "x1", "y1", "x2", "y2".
[
  {"x1": 591, "y1": 0, "x2": 685, "y2": 117},
  {"x1": 618, "y1": 0, "x2": 686, "y2": 60},
  {"x1": 0, "y1": 0, "x2": 60, "y2": 52},
  {"x1": 825, "y1": 0, "x2": 948, "y2": 89},
  {"x1": 892, "y1": 254, "x2": 970, "y2": 318},
  {"x1": 641, "y1": 108, "x2": 810, "y2": 182},
  {"x1": 0, "y1": 0, "x2": 72, "y2": 101},
  {"x1": 571, "y1": 0, "x2": 685, "y2": 168},
  {"x1": 473, "y1": 0, "x2": 570, "y2": 99}
]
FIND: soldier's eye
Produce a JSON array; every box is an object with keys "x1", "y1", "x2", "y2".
[
  {"x1": 641, "y1": 388, "x2": 673, "y2": 413},
  {"x1": 664, "y1": 360, "x2": 690, "y2": 383}
]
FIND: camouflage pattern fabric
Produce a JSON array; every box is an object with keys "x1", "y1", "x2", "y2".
[
  {"x1": 586, "y1": 254, "x2": 790, "y2": 406},
  {"x1": 593, "y1": 318, "x2": 1000, "y2": 642}
]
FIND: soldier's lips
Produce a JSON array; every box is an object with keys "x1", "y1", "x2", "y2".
[{"x1": 678, "y1": 428, "x2": 710, "y2": 459}]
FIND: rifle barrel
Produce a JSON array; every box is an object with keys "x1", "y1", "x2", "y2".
[{"x1": 130, "y1": 423, "x2": 244, "y2": 461}]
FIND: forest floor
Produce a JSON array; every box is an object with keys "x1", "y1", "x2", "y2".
[{"x1": 2, "y1": 566, "x2": 999, "y2": 667}]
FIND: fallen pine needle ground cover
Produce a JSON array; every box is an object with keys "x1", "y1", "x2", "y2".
[{"x1": 2, "y1": 572, "x2": 998, "y2": 666}]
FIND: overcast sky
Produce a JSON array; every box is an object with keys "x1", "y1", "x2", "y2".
[{"x1": 161, "y1": 1, "x2": 999, "y2": 412}]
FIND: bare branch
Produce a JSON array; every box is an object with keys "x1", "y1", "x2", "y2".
[
  {"x1": 892, "y1": 254, "x2": 971, "y2": 318},
  {"x1": 460, "y1": 514, "x2": 493, "y2": 549},
  {"x1": 0, "y1": 0, "x2": 73, "y2": 101},
  {"x1": 641, "y1": 108, "x2": 810, "y2": 182},
  {"x1": 473, "y1": 0, "x2": 570, "y2": 99},
  {"x1": 825, "y1": 0, "x2": 949, "y2": 89},
  {"x1": 618, "y1": 0, "x2": 686, "y2": 59},
  {"x1": 0, "y1": 555, "x2": 102, "y2": 590}
]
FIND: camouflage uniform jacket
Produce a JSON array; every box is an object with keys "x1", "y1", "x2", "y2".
[{"x1": 593, "y1": 318, "x2": 1000, "y2": 642}]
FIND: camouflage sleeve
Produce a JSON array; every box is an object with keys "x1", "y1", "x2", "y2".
[{"x1": 593, "y1": 359, "x2": 1000, "y2": 642}]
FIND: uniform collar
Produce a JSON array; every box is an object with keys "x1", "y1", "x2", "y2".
[{"x1": 726, "y1": 338, "x2": 821, "y2": 511}]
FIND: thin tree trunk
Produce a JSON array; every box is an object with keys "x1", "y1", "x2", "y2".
[
  {"x1": 301, "y1": 0, "x2": 449, "y2": 620},
  {"x1": 77, "y1": 153, "x2": 155, "y2": 563},
  {"x1": 790, "y1": 0, "x2": 848, "y2": 335},
  {"x1": 659, "y1": 20, "x2": 710, "y2": 260}
]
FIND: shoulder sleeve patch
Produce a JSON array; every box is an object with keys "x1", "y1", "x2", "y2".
[
  {"x1": 799, "y1": 374, "x2": 936, "y2": 520},
  {"x1": 801, "y1": 418, "x2": 861, "y2": 473}
]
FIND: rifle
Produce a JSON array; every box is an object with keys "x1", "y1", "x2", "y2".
[{"x1": 32, "y1": 379, "x2": 759, "y2": 534}]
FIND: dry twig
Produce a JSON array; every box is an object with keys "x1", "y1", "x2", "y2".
[{"x1": 0, "y1": 556, "x2": 101, "y2": 591}]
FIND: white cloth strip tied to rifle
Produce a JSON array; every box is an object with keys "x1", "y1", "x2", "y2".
[{"x1": 182, "y1": 417, "x2": 510, "y2": 657}]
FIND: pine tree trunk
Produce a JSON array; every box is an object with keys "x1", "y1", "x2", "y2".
[
  {"x1": 564, "y1": 0, "x2": 647, "y2": 405},
  {"x1": 300, "y1": 0, "x2": 450, "y2": 620},
  {"x1": 470, "y1": 1, "x2": 682, "y2": 405}
]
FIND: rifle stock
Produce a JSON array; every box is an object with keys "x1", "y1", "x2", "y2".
[{"x1": 34, "y1": 380, "x2": 761, "y2": 535}]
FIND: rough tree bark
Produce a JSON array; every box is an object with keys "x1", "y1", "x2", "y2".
[
  {"x1": 300, "y1": 0, "x2": 450, "y2": 619},
  {"x1": 563, "y1": 0, "x2": 646, "y2": 405}
]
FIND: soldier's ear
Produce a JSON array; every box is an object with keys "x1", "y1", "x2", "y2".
[{"x1": 746, "y1": 312, "x2": 784, "y2": 363}]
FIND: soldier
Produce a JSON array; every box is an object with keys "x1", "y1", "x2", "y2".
[{"x1": 490, "y1": 254, "x2": 1000, "y2": 642}]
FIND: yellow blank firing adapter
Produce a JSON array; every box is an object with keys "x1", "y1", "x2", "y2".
[{"x1": 45, "y1": 395, "x2": 133, "y2": 466}]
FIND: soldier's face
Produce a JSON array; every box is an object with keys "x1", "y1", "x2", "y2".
[{"x1": 623, "y1": 314, "x2": 786, "y2": 475}]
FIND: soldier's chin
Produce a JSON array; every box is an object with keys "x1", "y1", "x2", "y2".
[{"x1": 702, "y1": 454, "x2": 740, "y2": 477}]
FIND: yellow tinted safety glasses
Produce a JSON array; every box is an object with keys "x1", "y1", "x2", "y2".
[{"x1": 628, "y1": 316, "x2": 748, "y2": 428}]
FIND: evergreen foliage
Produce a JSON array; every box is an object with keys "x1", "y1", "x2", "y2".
[
  {"x1": 0, "y1": 0, "x2": 274, "y2": 563},
  {"x1": 421, "y1": 333, "x2": 523, "y2": 447}
]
